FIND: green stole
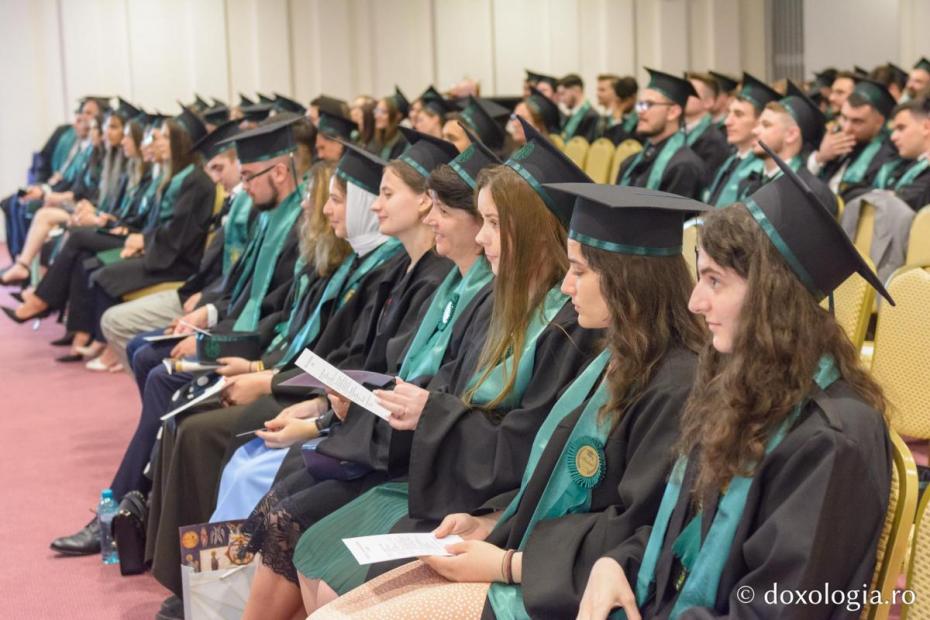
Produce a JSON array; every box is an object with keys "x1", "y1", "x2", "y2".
[
  {"x1": 51, "y1": 127, "x2": 77, "y2": 173},
  {"x1": 685, "y1": 115, "x2": 713, "y2": 147},
  {"x1": 705, "y1": 152, "x2": 763, "y2": 207},
  {"x1": 112, "y1": 178, "x2": 141, "y2": 220},
  {"x1": 487, "y1": 349, "x2": 613, "y2": 619},
  {"x1": 277, "y1": 238, "x2": 403, "y2": 365},
  {"x1": 876, "y1": 157, "x2": 928, "y2": 191},
  {"x1": 147, "y1": 163, "x2": 194, "y2": 229},
  {"x1": 562, "y1": 101, "x2": 593, "y2": 140},
  {"x1": 622, "y1": 112, "x2": 639, "y2": 134},
  {"x1": 232, "y1": 185, "x2": 305, "y2": 332},
  {"x1": 619, "y1": 132, "x2": 686, "y2": 191},
  {"x1": 62, "y1": 142, "x2": 93, "y2": 183},
  {"x1": 841, "y1": 135, "x2": 884, "y2": 184},
  {"x1": 136, "y1": 172, "x2": 163, "y2": 222},
  {"x1": 398, "y1": 257, "x2": 493, "y2": 380},
  {"x1": 223, "y1": 191, "x2": 254, "y2": 275},
  {"x1": 630, "y1": 356, "x2": 840, "y2": 619}
]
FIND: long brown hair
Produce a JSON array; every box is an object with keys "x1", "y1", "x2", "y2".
[
  {"x1": 677, "y1": 205, "x2": 886, "y2": 498},
  {"x1": 375, "y1": 97, "x2": 402, "y2": 148},
  {"x1": 464, "y1": 165, "x2": 567, "y2": 409},
  {"x1": 158, "y1": 119, "x2": 196, "y2": 197},
  {"x1": 300, "y1": 161, "x2": 351, "y2": 276},
  {"x1": 582, "y1": 247, "x2": 706, "y2": 428}
]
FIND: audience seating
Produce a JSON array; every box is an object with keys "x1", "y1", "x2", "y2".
[
  {"x1": 609, "y1": 138, "x2": 643, "y2": 184},
  {"x1": 563, "y1": 136, "x2": 589, "y2": 169},
  {"x1": 583, "y1": 138, "x2": 615, "y2": 183},
  {"x1": 901, "y1": 482, "x2": 930, "y2": 619},
  {"x1": 820, "y1": 256, "x2": 876, "y2": 351},
  {"x1": 682, "y1": 218, "x2": 701, "y2": 280},
  {"x1": 905, "y1": 205, "x2": 930, "y2": 267}
]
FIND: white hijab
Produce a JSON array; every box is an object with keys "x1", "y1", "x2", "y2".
[{"x1": 336, "y1": 176, "x2": 389, "y2": 256}]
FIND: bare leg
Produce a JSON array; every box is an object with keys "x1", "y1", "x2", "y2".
[
  {"x1": 241, "y1": 563, "x2": 304, "y2": 620},
  {"x1": 298, "y1": 575, "x2": 320, "y2": 613},
  {"x1": 14, "y1": 206, "x2": 70, "y2": 270},
  {"x1": 314, "y1": 580, "x2": 339, "y2": 611}
]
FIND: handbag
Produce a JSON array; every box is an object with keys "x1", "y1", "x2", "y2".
[
  {"x1": 112, "y1": 490, "x2": 148, "y2": 576},
  {"x1": 301, "y1": 436, "x2": 372, "y2": 481}
]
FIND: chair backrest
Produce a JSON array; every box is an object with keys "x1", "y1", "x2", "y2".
[
  {"x1": 905, "y1": 205, "x2": 930, "y2": 266},
  {"x1": 871, "y1": 266, "x2": 930, "y2": 439},
  {"x1": 609, "y1": 138, "x2": 644, "y2": 184},
  {"x1": 819, "y1": 256, "x2": 876, "y2": 351},
  {"x1": 836, "y1": 194, "x2": 846, "y2": 222},
  {"x1": 548, "y1": 133, "x2": 565, "y2": 151},
  {"x1": 854, "y1": 201, "x2": 877, "y2": 257},
  {"x1": 682, "y1": 218, "x2": 702, "y2": 281},
  {"x1": 901, "y1": 477, "x2": 930, "y2": 619},
  {"x1": 584, "y1": 138, "x2": 616, "y2": 183},
  {"x1": 863, "y1": 429, "x2": 918, "y2": 620},
  {"x1": 563, "y1": 136, "x2": 590, "y2": 169}
]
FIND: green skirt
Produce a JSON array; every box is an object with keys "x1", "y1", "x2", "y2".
[{"x1": 293, "y1": 481, "x2": 410, "y2": 595}]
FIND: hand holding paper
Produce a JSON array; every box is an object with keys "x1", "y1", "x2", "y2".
[
  {"x1": 294, "y1": 350, "x2": 392, "y2": 420},
  {"x1": 342, "y1": 533, "x2": 464, "y2": 565}
]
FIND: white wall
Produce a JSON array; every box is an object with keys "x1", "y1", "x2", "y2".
[{"x1": 803, "y1": 0, "x2": 900, "y2": 75}]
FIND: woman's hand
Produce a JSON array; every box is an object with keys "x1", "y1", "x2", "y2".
[
  {"x1": 327, "y1": 390, "x2": 351, "y2": 421},
  {"x1": 421, "y1": 541, "x2": 512, "y2": 584},
  {"x1": 120, "y1": 233, "x2": 145, "y2": 258},
  {"x1": 169, "y1": 335, "x2": 198, "y2": 359},
  {"x1": 216, "y1": 357, "x2": 254, "y2": 377},
  {"x1": 576, "y1": 557, "x2": 640, "y2": 620},
  {"x1": 110, "y1": 225, "x2": 128, "y2": 236},
  {"x1": 277, "y1": 398, "x2": 327, "y2": 421},
  {"x1": 432, "y1": 512, "x2": 500, "y2": 541},
  {"x1": 182, "y1": 291, "x2": 203, "y2": 313},
  {"x1": 255, "y1": 417, "x2": 318, "y2": 449},
  {"x1": 221, "y1": 371, "x2": 274, "y2": 406},
  {"x1": 375, "y1": 379, "x2": 430, "y2": 431}
]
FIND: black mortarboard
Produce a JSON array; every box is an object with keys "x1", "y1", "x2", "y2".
[
  {"x1": 218, "y1": 114, "x2": 300, "y2": 164},
  {"x1": 525, "y1": 69, "x2": 558, "y2": 89},
  {"x1": 448, "y1": 122, "x2": 502, "y2": 189},
  {"x1": 317, "y1": 110, "x2": 357, "y2": 141},
  {"x1": 813, "y1": 68, "x2": 838, "y2": 89},
  {"x1": 419, "y1": 85, "x2": 458, "y2": 117},
  {"x1": 390, "y1": 86, "x2": 410, "y2": 117},
  {"x1": 709, "y1": 71, "x2": 739, "y2": 94},
  {"x1": 240, "y1": 102, "x2": 274, "y2": 123},
  {"x1": 274, "y1": 93, "x2": 307, "y2": 115},
  {"x1": 545, "y1": 183, "x2": 709, "y2": 256},
  {"x1": 504, "y1": 117, "x2": 591, "y2": 225},
  {"x1": 525, "y1": 87, "x2": 562, "y2": 133},
  {"x1": 192, "y1": 94, "x2": 210, "y2": 111},
  {"x1": 116, "y1": 97, "x2": 141, "y2": 119},
  {"x1": 144, "y1": 112, "x2": 169, "y2": 128},
  {"x1": 257, "y1": 93, "x2": 275, "y2": 104},
  {"x1": 746, "y1": 142, "x2": 893, "y2": 304},
  {"x1": 645, "y1": 68, "x2": 698, "y2": 109},
  {"x1": 239, "y1": 93, "x2": 255, "y2": 107},
  {"x1": 780, "y1": 81, "x2": 827, "y2": 148},
  {"x1": 738, "y1": 72, "x2": 781, "y2": 111},
  {"x1": 887, "y1": 63, "x2": 909, "y2": 87},
  {"x1": 335, "y1": 140, "x2": 387, "y2": 195},
  {"x1": 853, "y1": 66, "x2": 870, "y2": 79},
  {"x1": 397, "y1": 127, "x2": 460, "y2": 178},
  {"x1": 191, "y1": 120, "x2": 240, "y2": 159},
  {"x1": 202, "y1": 104, "x2": 230, "y2": 126},
  {"x1": 851, "y1": 78, "x2": 897, "y2": 118},
  {"x1": 914, "y1": 57, "x2": 930, "y2": 73},
  {"x1": 459, "y1": 96, "x2": 509, "y2": 150},
  {"x1": 212, "y1": 97, "x2": 227, "y2": 107},
  {"x1": 175, "y1": 103, "x2": 208, "y2": 145}
]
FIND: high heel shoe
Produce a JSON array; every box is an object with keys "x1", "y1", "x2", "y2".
[
  {"x1": 0, "y1": 261, "x2": 30, "y2": 288},
  {"x1": 1, "y1": 305, "x2": 53, "y2": 324},
  {"x1": 9, "y1": 291, "x2": 24, "y2": 303}
]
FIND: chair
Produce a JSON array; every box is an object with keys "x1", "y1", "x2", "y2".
[
  {"x1": 853, "y1": 200, "x2": 877, "y2": 257},
  {"x1": 548, "y1": 134, "x2": 565, "y2": 151},
  {"x1": 584, "y1": 138, "x2": 616, "y2": 183},
  {"x1": 681, "y1": 218, "x2": 702, "y2": 281},
  {"x1": 819, "y1": 256, "x2": 876, "y2": 351},
  {"x1": 870, "y1": 266, "x2": 930, "y2": 440},
  {"x1": 864, "y1": 429, "x2": 918, "y2": 620},
  {"x1": 563, "y1": 136, "x2": 590, "y2": 170},
  {"x1": 836, "y1": 194, "x2": 846, "y2": 222},
  {"x1": 900, "y1": 479, "x2": 930, "y2": 619},
  {"x1": 609, "y1": 138, "x2": 643, "y2": 184},
  {"x1": 905, "y1": 205, "x2": 930, "y2": 267}
]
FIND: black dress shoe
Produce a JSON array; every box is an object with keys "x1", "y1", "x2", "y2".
[
  {"x1": 9, "y1": 291, "x2": 23, "y2": 303},
  {"x1": 155, "y1": 595, "x2": 184, "y2": 620},
  {"x1": 1, "y1": 305, "x2": 52, "y2": 324},
  {"x1": 50, "y1": 518, "x2": 101, "y2": 556},
  {"x1": 55, "y1": 353, "x2": 84, "y2": 363},
  {"x1": 50, "y1": 332, "x2": 75, "y2": 346}
]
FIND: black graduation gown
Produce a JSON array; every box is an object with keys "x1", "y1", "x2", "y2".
[
  {"x1": 740, "y1": 166, "x2": 839, "y2": 217},
  {"x1": 888, "y1": 162, "x2": 930, "y2": 210},
  {"x1": 175, "y1": 195, "x2": 232, "y2": 301},
  {"x1": 616, "y1": 135, "x2": 706, "y2": 200},
  {"x1": 34, "y1": 123, "x2": 72, "y2": 183},
  {"x1": 92, "y1": 167, "x2": 216, "y2": 297},
  {"x1": 819, "y1": 139, "x2": 900, "y2": 203},
  {"x1": 563, "y1": 106, "x2": 601, "y2": 142},
  {"x1": 600, "y1": 121, "x2": 641, "y2": 147},
  {"x1": 689, "y1": 124, "x2": 731, "y2": 188},
  {"x1": 607, "y1": 379, "x2": 891, "y2": 619}
]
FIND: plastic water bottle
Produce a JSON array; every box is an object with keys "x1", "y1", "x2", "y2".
[{"x1": 97, "y1": 489, "x2": 119, "y2": 565}]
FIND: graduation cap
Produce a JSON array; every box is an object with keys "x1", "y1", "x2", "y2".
[
  {"x1": 239, "y1": 93, "x2": 255, "y2": 107},
  {"x1": 257, "y1": 93, "x2": 275, "y2": 104},
  {"x1": 335, "y1": 140, "x2": 387, "y2": 195},
  {"x1": 419, "y1": 85, "x2": 458, "y2": 117},
  {"x1": 709, "y1": 71, "x2": 740, "y2": 94},
  {"x1": 853, "y1": 66, "x2": 871, "y2": 79},
  {"x1": 525, "y1": 69, "x2": 558, "y2": 89},
  {"x1": 914, "y1": 57, "x2": 930, "y2": 74},
  {"x1": 313, "y1": 95, "x2": 349, "y2": 117},
  {"x1": 645, "y1": 68, "x2": 698, "y2": 109},
  {"x1": 116, "y1": 97, "x2": 142, "y2": 119},
  {"x1": 142, "y1": 112, "x2": 169, "y2": 128},
  {"x1": 274, "y1": 93, "x2": 307, "y2": 115},
  {"x1": 390, "y1": 86, "x2": 411, "y2": 117},
  {"x1": 545, "y1": 183, "x2": 709, "y2": 256},
  {"x1": 459, "y1": 96, "x2": 509, "y2": 150},
  {"x1": 317, "y1": 109, "x2": 357, "y2": 141},
  {"x1": 504, "y1": 116, "x2": 591, "y2": 225},
  {"x1": 448, "y1": 122, "x2": 503, "y2": 189},
  {"x1": 218, "y1": 114, "x2": 301, "y2": 164},
  {"x1": 746, "y1": 141, "x2": 893, "y2": 304},
  {"x1": 240, "y1": 102, "x2": 274, "y2": 123},
  {"x1": 174, "y1": 103, "x2": 208, "y2": 145},
  {"x1": 212, "y1": 97, "x2": 227, "y2": 107},
  {"x1": 780, "y1": 81, "x2": 827, "y2": 149},
  {"x1": 191, "y1": 94, "x2": 210, "y2": 111},
  {"x1": 738, "y1": 72, "x2": 781, "y2": 111},
  {"x1": 397, "y1": 127, "x2": 460, "y2": 178},
  {"x1": 888, "y1": 63, "x2": 909, "y2": 87},
  {"x1": 851, "y1": 78, "x2": 897, "y2": 118},
  {"x1": 525, "y1": 87, "x2": 562, "y2": 133},
  {"x1": 191, "y1": 120, "x2": 241, "y2": 159},
  {"x1": 202, "y1": 104, "x2": 230, "y2": 126},
  {"x1": 812, "y1": 68, "x2": 838, "y2": 90}
]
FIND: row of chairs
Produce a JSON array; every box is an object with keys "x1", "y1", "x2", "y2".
[
  {"x1": 852, "y1": 203, "x2": 930, "y2": 268},
  {"x1": 548, "y1": 135, "x2": 643, "y2": 184}
]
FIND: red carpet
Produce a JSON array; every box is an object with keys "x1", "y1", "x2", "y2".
[{"x1": 0, "y1": 285, "x2": 166, "y2": 618}]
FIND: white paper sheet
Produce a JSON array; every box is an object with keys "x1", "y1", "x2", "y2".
[
  {"x1": 161, "y1": 377, "x2": 227, "y2": 421},
  {"x1": 342, "y1": 533, "x2": 464, "y2": 565},
  {"x1": 144, "y1": 332, "x2": 189, "y2": 343},
  {"x1": 295, "y1": 349, "x2": 391, "y2": 420}
]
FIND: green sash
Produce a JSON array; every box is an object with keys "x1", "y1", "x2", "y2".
[
  {"x1": 112, "y1": 178, "x2": 141, "y2": 220},
  {"x1": 685, "y1": 115, "x2": 712, "y2": 147},
  {"x1": 154, "y1": 163, "x2": 194, "y2": 224},
  {"x1": 705, "y1": 152, "x2": 763, "y2": 207},
  {"x1": 487, "y1": 349, "x2": 613, "y2": 619},
  {"x1": 619, "y1": 132, "x2": 686, "y2": 191},
  {"x1": 398, "y1": 257, "x2": 492, "y2": 380},
  {"x1": 467, "y1": 286, "x2": 569, "y2": 408},
  {"x1": 265, "y1": 256, "x2": 309, "y2": 352},
  {"x1": 277, "y1": 238, "x2": 403, "y2": 365},
  {"x1": 630, "y1": 356, "x2": 840, "y2": 619},
  {"x1": 222, "y1": 191, "x2": 254, "y2": 275},
  {"x1": 136, "y1": 172, "x2": 163, "y2": 222},
  {"x1": 232, "y1": 185, "x2": 305, "y2": 332},
  {"x1": 51, "y1": 127, "x2": 77, "y2": 173},
  {"x1": 841, "y1": 136, "x2": 884, "y2": 184},
  {"x1": 562, "y1": 101, "x2": 593, "y2": 140},
  {"x1": 876, "y1": 157, "x2": 928, "y2": 191},
  {"x1": 62, "y1": 142, "x2": 93, "y2": 183},
  {"x1": 622, "y1": 112, "x2": 639, "y2": 134}
]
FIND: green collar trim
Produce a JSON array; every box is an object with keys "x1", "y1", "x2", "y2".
[{"x1": 569, "y1": 229, "x2": 681, "y2": 256}]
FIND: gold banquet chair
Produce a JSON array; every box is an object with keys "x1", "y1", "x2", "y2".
[
  {"x1": 853, "y1": 201, "x2": 877, "y2": 257},
  {"x1": 548, "y1": 133, "x2": 565, "y2": 151},
  {"x1": 900, "y1": 480, "x2": 930, "y2": 619},
  {"x1": 819, "y1": 257, "x2": 876, "y2": 351},
  {"x1": 681, "y1": 218, "x2": 702, "y2": 281},
  {"x1": 584, "y1": 138, "x2": 616, "y2": 184},
  {"x1": 563, "y1": 136, "x2": 590, "y2": 170},
  {"x1": 863, "y1": 430, "x2": 918, "y2": 620},
  {"x1": 905, "y1": 205, "x2": 930, "y2": 267},
  {"x1": 609, "y1": 139, "x2": 643, "y2": 184}
]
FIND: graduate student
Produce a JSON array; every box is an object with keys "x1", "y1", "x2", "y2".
[
  {"x1": 883, "y1": 98, "x2": 930, "y2": 209},
  {"x1": 369, "y1": 88, "x2": 409, "y2": 160},
  {"x1": 558, "y1": 73, "x2": 600, "y2": 142},
  {"x1": 684, "y1": 72, "x2": 731, "y2": 186},
  {"x1": 576, "y1": 145, "x2": 892, "y2": 619},
  {"x1": 510, "y1": 87, "x2": 562, "y2": 145},
  {"x1": 415, "y1": 85, "x2": 457, "y2": 139},
  {"x1": 599, "y1": 75, "x2": 640, "y2": 146}
]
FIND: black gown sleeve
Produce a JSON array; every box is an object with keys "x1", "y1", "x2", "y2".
[
  {"x1": 142, "y1": 171, "x2": 215, "y2": 273},
  {"x1": 661, "y1": 150, "x2": 707, "y2": 200},
  {"x1": 893, "y1": 167, "x2": 930, "y2": 210}
]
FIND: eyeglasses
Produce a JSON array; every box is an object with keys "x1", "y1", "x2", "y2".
[
  {"x1": 240, "y1": 163, "x2": 278, "y2": 185},
  {"x1": 635, "y1": 100, "x2": 674, "y2": 113}
]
